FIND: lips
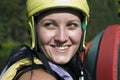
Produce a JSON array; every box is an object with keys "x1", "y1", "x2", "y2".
[{"x1": 51, "y1": 45, "x2": 71, "y2": 53}]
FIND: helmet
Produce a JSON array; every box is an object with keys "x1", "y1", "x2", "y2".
[
  {"x1": 26, "y1": 0, "x2": 90, "y2": 48},
  {"x1": 114, "y1": 0, "x2": 120, "y2": 16}
]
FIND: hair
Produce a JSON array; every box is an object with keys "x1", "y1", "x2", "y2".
[{"x1": 34, "y1": 8, "x2": 85, "y2": 24}]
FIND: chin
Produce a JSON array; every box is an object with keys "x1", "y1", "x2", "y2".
[{"x1": 53, "y1": 57, "x2": 70, "y2": 65}]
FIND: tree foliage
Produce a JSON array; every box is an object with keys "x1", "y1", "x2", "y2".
[
  {"x1": 0, "y1": 0, "x2": 28, "y2": 72},
  {"x1": 0, "y1": 0, "x2": 28, "y2": 43},
  {"x1": 87, "y1": 0, "x2": 120, "y2": 41}
]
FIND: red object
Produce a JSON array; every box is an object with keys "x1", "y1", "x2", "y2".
[{"x1": 96, "y1": 25, "x2": 120, "y2": 80}]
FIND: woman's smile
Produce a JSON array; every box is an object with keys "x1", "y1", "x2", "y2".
[{"x1": 51, "y1": 45, "x2": 71, "y2": 53}]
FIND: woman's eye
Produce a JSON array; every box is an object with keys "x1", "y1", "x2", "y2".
[
  {"x1": 67, "y1": 23, "x2": 79, "y2": 29},
  {"x1": 42, "y1": 22, "x2": 57, "y2": 29},
  {"x1": 44, "y1": 22, "x2": 54, "y2": 27}
]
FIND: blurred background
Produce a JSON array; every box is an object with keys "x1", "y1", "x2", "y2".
[{"x1": 0, "y1": 0, "x2": 120, "y2": 73}]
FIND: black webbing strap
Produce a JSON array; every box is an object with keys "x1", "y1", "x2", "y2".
[{"x1": 35, "y1": 51, "x2": 64, "y2": 80}]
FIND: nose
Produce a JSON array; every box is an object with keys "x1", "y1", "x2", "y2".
[{"x1": 54, "y1": 27, "x2": 68, "y2": 43}]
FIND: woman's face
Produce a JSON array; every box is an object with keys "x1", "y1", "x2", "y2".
[{"x1": 37, "y1": 10, "x2": 82, "y2": 64}]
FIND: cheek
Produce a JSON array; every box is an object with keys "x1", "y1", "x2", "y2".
[
  {"x1": 69, "y1": 30, "x2": 82, "y2": 44},
  {"x1": 37, "y1": 28, "x2": 55, "y2": 44}
]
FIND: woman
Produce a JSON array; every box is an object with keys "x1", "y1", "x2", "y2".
[{"x1": 0, "y1": 0, "x2": 91, "y2": 80}]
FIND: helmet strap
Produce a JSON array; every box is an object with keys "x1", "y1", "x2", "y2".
[
  {"x1": 82, "y1": 22, "x2": 87, "y2": 50},
  {"x1": 33, "y1": 19, "x2": 39, "y2": 51}
]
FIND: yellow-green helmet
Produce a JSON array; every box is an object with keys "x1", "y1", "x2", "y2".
[
  {"x1": 26, "y1": 0, "x2": 90, "y2": 48},
  {"x1": 114, "y1": 0, "x2": 120, "y2": 16}
]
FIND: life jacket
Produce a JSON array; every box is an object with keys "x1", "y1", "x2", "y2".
[
  {"x1": 0, "y1": 45, "x2": 84, "y2": 80},
  {"x1": 0, "y1": 45, "x2": 42, "y2": 80}
]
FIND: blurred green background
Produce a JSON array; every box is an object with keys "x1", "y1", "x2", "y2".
[{"x1": 0, "y1": 0, "x2": 120, "y2": 73}]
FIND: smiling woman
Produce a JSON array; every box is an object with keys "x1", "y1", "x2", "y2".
[{"x1": 0, "y1": 0, "x2": 91, "y2": 80}]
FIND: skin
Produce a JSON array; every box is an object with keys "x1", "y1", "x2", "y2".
[
  {"x1": 18, "y1": 10, "x2": 83, "y2": 80},
  {"x1": 37, "y1": 10, "x2": 82, "y2": 64},
  {"x1": 19, "y1": 69, "x2": 56, "y2": 80}
]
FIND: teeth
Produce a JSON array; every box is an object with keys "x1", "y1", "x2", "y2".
[{"x1": 55, "y1": 46, "x2": 68, "y2": 50}]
